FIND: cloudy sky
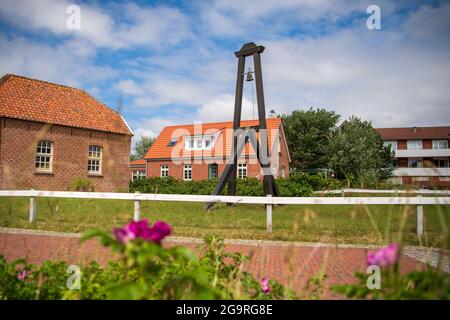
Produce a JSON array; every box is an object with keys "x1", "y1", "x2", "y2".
[{"x1": 0, "y1": 0, "x2": 449, "y2": 143}]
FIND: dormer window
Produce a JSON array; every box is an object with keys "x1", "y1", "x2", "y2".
[
  {"x1": 168, "y1": 138, "x2": 178, "y2": 147},
  {"x1": 185, "y1": 135, "x2": 213, "y2": 150}
]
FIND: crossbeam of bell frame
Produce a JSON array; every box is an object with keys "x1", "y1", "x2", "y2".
[{"x1": 208, "y1": 42, "x2": 279, "y2": 208}]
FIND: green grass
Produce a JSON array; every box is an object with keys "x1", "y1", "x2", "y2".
[{"x1": 0, "y1": 196, "x2": 448, "y2": 247}]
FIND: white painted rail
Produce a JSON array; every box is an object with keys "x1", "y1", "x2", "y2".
[
  {"x1": 314, "y1": 188, "x2": 450, "y2": 195},
  {"x1": 1, "y1": 190, "x2": 449, "y2": 236}
]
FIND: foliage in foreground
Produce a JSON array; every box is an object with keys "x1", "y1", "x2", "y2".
[
  {"x1": 0, "y1": 220, "x2": 293, "y2": 300},
  {"x1": 332, "y1": 244, "x2": 450, "y2": 300},
  {"x1": 1, "y1": 220, "x2": 448, "y2": 300}
]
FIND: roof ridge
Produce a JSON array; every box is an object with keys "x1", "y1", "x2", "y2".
[
  {"x1": 0, "y1": 74, "x2": 132, "y2": 135},
  {"x1": 0, "y1": 74, "x2": 82, "y2": 92},
  {"x1": 1, "y1": 73, "x2": 128, "y2": 128},
  {"x1": 375, "y1": 126, "x2": 450, "y2": 129},
  {"x1": 79, "y1": 88, "x2": 123, "y2": 117},
  {"x1": 162, "y1": 117, "x2": 281, "y2": 129}
]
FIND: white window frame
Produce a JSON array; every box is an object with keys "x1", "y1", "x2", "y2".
[
  {"x1": 209, "y1": 163, "x2": 218, "y2": 179},
  {"x1": 432, "y1": 140, "x2": 448, "y2": 149},
  {"x1": 407, "y1": 140, "x2": 422, "y2": 150},
  {"x1": 408, "y1": 158, "x2": 423, "y2": 168},
  {"x1": 237, "y1": 163, "x2": 247, "y2": 179},
  {"x1": 383, "y1": 140, "x2": 397, "y2": 150},
  {"x1": 185, "y1": 136, "x2": 213, "y2": 151},
  {"x1": 88, "y1": 145, "x2": 102, "y2": 175},
  {"x1": 183, "y1": 164, "x2": 192, "y2": 181},
  {"x1": 439, "y1": 176, "x2": 450, "y2": 182},
  {"x1": 132, "y1": 170, "x2": 145, "y2": 181},
  {"x1": 35, "y1": 140, "x2": 53, "y2": 173},
  {"x1": 160, "y1": 165, "x2": 169, "y2": 177}
]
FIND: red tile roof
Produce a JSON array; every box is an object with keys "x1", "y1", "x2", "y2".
[
  {"x1": 145, "y1": 118, "x2": 283, "y2": 159},
  {"x1": 0, "y1": 74, "x2": 132, "y2": 135},
  {"x1": 130, "y1": 159, "x2": 146, "y2": 165},
  {"x1": 375, "y1": 126, "x2": 450, "y2": 140}
]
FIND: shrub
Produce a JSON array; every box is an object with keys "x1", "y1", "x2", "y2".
[
  {"x1": 332, "y1": 243, "x2": 450, "y2": 299},
  {"x1": 129, "y1": 173, "x2": 343, "y2": 197},
  {"x1": 0, "y1": 220, "x2": 295, "y2": 300},
  {"x1": 68, "y1": 177, "x2": 94, "y2": 192}
]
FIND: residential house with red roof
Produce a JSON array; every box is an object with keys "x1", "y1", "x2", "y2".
[
  {"x1": 140, "y1": 118, "x2": 290, "y2": 181},
  {"x1": 0, "y1": 74, "x2": 133, "y2": 191},
  {"x1": 375, "y1": 126, "x2": 450, "y2": 188}
]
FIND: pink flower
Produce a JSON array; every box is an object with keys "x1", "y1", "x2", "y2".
[
  {"x1": 147, "y1": 221, "x2": 171, "y2": 242},
  {"x1": 17, "y1": 270, "x2": 29, "y2": 281},
  {"x1": 113, "y1": 219, "x2": 171, "y2": 244},
  {"x1": 367, "y1": 243, "x2": 400, "y2": 267},
  {"x1": 261, "y1": 278, "x2": 270, "y2": 294}
]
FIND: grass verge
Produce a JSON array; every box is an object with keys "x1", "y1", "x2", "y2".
[{"x1": 0, "y1": 196, "x2": 448, "y2": 247}]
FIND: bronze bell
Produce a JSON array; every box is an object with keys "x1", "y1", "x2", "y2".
[{"x1": 245, "y1": 69, "x2": 254, "y2": 82}]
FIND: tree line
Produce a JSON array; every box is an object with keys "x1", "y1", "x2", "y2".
[{"x1": 282, "y1": 108, "x2": 394, "y2": 187}]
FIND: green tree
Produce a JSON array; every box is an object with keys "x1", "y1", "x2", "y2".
[
  {"x1": 282, "y1": 108, "x2": 340, "y2": 169},
  {"x1": 328, "y1": 116, "x2": 393, "y2": 187},
  {"x1": 131, "y1": 136, "x2": 155, "y2": 160}
]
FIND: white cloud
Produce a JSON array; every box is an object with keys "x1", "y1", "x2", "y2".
[
  {"x1": 198, "y1": 0, "x2": 368, "y2": 38},
  {"x1": 0, "y1": 34, "x2": 116, "y2": 87},
  {"x1": 114, "y1": 79, "x2": 144, "y2": 96},
  {"x1": 255, "y1": 4, "x2": 450, "y2": 127},
  {"x1": 195, "y1": 94, "x2": 256, "y2": 122},
  {"x1": 1, "y1": 0, "x2": 449, "y2": 135},
  {"x1": 131, "y1": 116, "x2": 182, "y2": 148},
  {"x1": 123, "y1": 1, "x2": 450, "y2": 133},
  {"x1": 0, "y1": 0, "x2": 192, "y2": 49},
  {"x1": 115, "y1": 3, "x2": 192, "y2": 49}
]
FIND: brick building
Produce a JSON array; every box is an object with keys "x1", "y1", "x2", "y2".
[
  {"x1": 0, "y1": 74, "x2": 133, "y2": 192},
  {"x1": 140, "y1": 118, "x2": 290, "y2": 181},
  {"x1": 375, "y1": 126, "x2": 450, "y2": 188},
  {"x1": 129, "y1": 159, "x2": 146, "y2": 181}
]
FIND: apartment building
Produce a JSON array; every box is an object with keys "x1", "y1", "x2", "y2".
[{"x1": 375, "y1": 126, "x2": 450, "y2": 188}]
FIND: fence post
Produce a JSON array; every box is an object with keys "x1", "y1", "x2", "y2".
[
  {"x1": 134, "y1": 191, "x2": 141, "y2": 221},
  {"x1": 416, "y1": 195, "x2": 424, "y2": 238},
  {"x1": 29, "y1": 189, "x2": 36, "y2": 223},
  {"x1": 266, "y1": 194, "x2": 272, "y2": 233}
]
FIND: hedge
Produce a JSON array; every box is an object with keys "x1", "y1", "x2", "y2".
[{"x1": 130, "y1": 173, "x2": 342, "y2": 197}]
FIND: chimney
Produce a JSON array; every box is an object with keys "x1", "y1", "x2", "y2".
[{"x1": 413, "y1": 126, "x2": 417, "y2": 133}]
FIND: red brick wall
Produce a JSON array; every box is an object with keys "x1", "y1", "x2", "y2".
[
  {"x1": 401, "y1": 176, "x2": 450, "y2": 188},
  {"x1": 144, "y1": 124, "x2": 290, "y2": 181},
  {"x1": 0, "y1": 118, "x2": 131, "y2": 192},
  {"x1": 277, "y1": 126, "x2": 290, "y2": 178},
  {"x1": 146, "y1": 159, "x2": 264, "y2": 180}
]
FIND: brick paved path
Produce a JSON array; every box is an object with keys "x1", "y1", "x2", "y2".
[{"x1": 0, "y1": 229, "x2": 432, "y2": 299}]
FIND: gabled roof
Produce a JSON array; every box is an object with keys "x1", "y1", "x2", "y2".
[
  {"x1": 0, "y1": 74, "x2": 133, "y2": 135},
  {"x1": 375, "y1": 126, "x2": 450, "y2": 140},
  {"x1": 145, "y1": 118, "x2": 283, "y2": 159},
  {"x1": 130, "y1": 159, "x2": 146, "y2": 166}
]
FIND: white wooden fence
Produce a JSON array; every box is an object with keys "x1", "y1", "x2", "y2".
[
  {"x1": 1, "y1": 189, "x2": 449, "y2": 237},
  {"x1": 314, "y1": 188, "x2": 450, "y2": 196}
]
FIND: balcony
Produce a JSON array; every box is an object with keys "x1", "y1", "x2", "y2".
[
  {"x1": 393, "y1": 167, "x2": 450, "y2": 177},
  {"x1": 394, "y1": 149, "x2": 450, "y2": 158}
]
